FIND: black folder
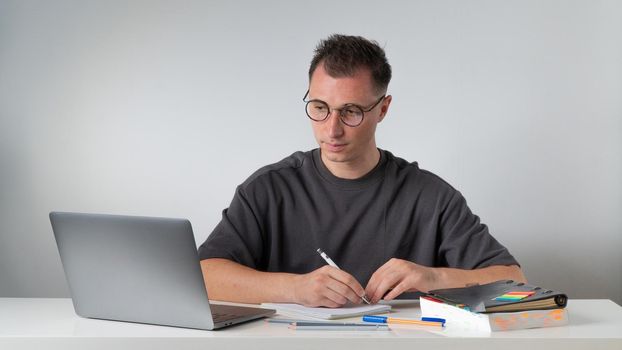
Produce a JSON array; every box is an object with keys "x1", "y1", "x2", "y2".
[{"x1": 426, "y1": 280, "x2": 568, "y2": 313}]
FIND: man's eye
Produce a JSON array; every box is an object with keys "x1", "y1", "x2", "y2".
[{"x1": 343, "y1": 107, "x2": 361, "y2": 117}]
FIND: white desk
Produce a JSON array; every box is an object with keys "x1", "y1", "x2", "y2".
[{"x1": 1, "y1": 298, "x2": 620, "y2": 350}]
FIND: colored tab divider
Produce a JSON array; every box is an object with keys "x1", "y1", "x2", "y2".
[{"x1": 493, "y1": 291, "x2": 535, "y2": 302}]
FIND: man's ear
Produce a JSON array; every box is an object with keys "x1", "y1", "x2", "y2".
[{"x1": 378, "y1": 95, "x2": 392, "y2": 122}]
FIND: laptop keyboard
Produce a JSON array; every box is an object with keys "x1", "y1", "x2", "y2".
[{"x1": 209, "y1": 303, "x2": 275, "y2": 325}]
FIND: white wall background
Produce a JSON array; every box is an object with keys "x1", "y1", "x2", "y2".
[{"x1": 1, "y1": 0, "x2": 620, "y2": 304}]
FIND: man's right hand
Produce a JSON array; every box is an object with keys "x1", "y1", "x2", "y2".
[{"x1": 292, "y1": 265, "x2": 367, "y2": 308}]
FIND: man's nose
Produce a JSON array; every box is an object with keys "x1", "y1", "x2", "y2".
[{"x1": 327, "y1": 110, "x2": 344, "y2": 138}]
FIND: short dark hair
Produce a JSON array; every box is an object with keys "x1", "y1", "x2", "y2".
[{"x1": 308, "y1": 34, "x2": 392, "y2": 94}]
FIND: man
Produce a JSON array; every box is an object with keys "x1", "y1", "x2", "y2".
[{"x1": 198, "y1": 34, "x2": 525, "y2": 308}]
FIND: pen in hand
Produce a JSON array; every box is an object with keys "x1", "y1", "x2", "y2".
[{"x1": 316, "y1": 248, "x2": 371, "y2": 304}]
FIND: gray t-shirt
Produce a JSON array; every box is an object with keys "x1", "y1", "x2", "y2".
[{"x1": 198, "y1": 149, "x2": 518, "y2": 286}]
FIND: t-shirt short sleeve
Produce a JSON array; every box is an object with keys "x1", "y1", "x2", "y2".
[
  {"x1": 436, "y1": 190, "x2": 519, "y2": 269},
  {"x1": 198, "y1": 185, "x2": 265, "y2": 269}
]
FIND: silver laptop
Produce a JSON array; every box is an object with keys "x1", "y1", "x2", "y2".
[{"x1": 49, "y1": 212, "x2": 275, "y2": 330}]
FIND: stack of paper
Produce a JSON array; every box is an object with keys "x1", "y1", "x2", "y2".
[{"x1": 420, "y1": 296, "x2": 568, "y2": 332}]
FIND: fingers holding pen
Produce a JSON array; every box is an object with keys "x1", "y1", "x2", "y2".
[
  {"x1": 293, "y1": 266, "x2": 366, "y2": 307},
  {"x1": 325, "y1": 266, "x2": 367, "y2": 304},
  {"x1": 316, "y1": 248, "x2": 369, "y2": 304}
]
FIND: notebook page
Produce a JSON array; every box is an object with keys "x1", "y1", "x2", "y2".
[{"x1": 261, "y1": 303, "x2": 391, "y2": 320}]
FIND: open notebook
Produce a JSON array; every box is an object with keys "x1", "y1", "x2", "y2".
[{"x1": 261, "y1": 303, "x2": 391, "y2": 320}]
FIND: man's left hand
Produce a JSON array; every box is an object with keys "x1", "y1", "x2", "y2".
[{"x1": 364, "y1": 258, "x2": 439, "y2": 304}]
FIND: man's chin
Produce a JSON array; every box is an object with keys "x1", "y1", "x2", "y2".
[{"x1": 321, "y1": 148, "x2": 351, "y2": 163}]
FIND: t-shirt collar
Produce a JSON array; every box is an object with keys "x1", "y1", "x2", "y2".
[{"x1": 312, "y1": 148, "x2": 386, "y2": 190}]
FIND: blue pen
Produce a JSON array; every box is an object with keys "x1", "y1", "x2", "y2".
[{"x1": 363, "y1": 315, "x2": 444, "y2": 327}]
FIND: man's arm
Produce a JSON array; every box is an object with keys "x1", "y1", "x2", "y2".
[
  {"x1": 201, "y1": 258, "x2": 368, "y2": 307},
  {"x1": 365, "y1": 258, "x2": 526, "y2": 303}
]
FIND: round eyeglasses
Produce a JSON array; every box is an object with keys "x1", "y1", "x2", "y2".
[{"x1": 302, "y1": 90, "x2": 385, "y2": 127}]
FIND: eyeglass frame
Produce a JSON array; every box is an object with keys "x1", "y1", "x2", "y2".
[{"x1": 302, "y1": 90, "x2": 386, "y2": 127}]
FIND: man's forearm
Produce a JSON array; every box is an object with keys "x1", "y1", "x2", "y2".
[
  {"x1": 200, "y1": 258, "x2": 299, "y2": 304},
  {"x1": 202, "y1": 259, "x2": 526, "y2": 304},
  {"x1": 434, "y1": 265, "x2": 526, "y2": 290}
]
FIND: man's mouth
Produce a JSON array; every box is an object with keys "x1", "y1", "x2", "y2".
[{"x1": 324, "y1": 143, "x2": 347, "y2": 152}]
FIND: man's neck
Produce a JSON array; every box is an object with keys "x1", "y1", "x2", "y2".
[{"x1": 321, "y1": 148, "x2": 381, "y2": 180}]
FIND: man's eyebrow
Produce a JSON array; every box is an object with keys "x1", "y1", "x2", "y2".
[{"x1": 308, "y1": 96, "x2": 367, "y2": 107}]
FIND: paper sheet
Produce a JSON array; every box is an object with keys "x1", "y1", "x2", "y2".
[{"x1": 261, "y1": 302, "x2": 391, "y2": 320}]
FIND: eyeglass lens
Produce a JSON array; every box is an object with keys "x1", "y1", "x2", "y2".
[{"x1": 305, "y1": 101, "x2": 364, "y2": 127}]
